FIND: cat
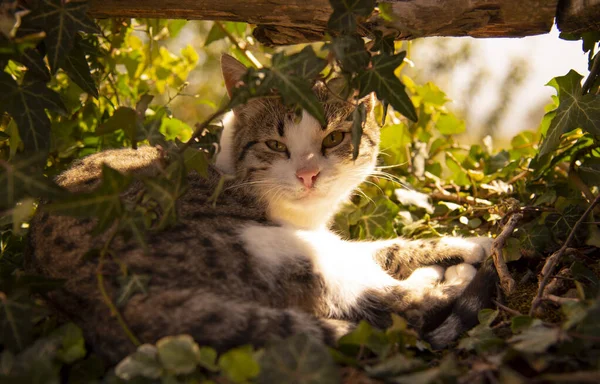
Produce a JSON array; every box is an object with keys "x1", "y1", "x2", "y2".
[{"x1": 26, "y1": 54, "x2": 498, "y2": 365}]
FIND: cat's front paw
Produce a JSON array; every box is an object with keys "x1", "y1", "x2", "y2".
[
  {"x1": 444, "y1": 263, "x2": 476, "y2": 285},
  {"x1": 438, "y1": 236, "x2": 492, "y2": 264}
]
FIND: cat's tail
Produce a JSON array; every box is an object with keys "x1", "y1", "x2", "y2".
[{"x1": 424, "y1": 260, "x2": 499, "y2": 349}]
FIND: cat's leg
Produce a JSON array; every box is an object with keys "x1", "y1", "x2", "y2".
[
  {"x1": 124, "y1": 289, "x2": 348, "y2": 354},
  {"x1": 353, "y1": 236, "x2": 492, "y2": 280}
]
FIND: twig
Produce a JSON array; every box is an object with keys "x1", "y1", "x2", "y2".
[
  {"x1": 179, "y1": 103, "x2": 231, "y2": 153},
  {"x1": 429, "y1": 192, "x2": 493, "y2": 206},
  {"x1": 530, "y1": 194, "x2": 600, "y2": 315},
  {"x1": 491, "y1": 212, "x2": 521, "y2": 294},
  {"x1": 493, "y1": 300, "x2": 522, "y2": 316},
  {"x1": 582, "y1": 51, "x2": 600, "y2": 95},
  {"x1": 96, "y1": 228, "x2": 141, "y2": 347},
  {"x1": 543, "y1": 294, "x2": 579, "y2": 305}
]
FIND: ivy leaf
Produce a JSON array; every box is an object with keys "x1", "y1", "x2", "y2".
[
  {"x1": 351, "y1": 102, "x2": 366, "y2": 160},
  {"x1": 327, "y1": 0, "x2": 376, "y2": 33},
  {"x1": 273, "y1": 46, "x2": 327, "y2": 80},
  {"x1": 330, "y1": 34, "x2": 370, "y2": 73},
  {"x1": 115, "y1": 344, "x2": 162, "y2": 380},
  {"x1": 53, "y1": 323, "x2": 86, "y2": 364},
  {"x1": 156, "y1": 335, "x2": 201, "y2": 375},
  {"x1": 578, "y1": 157, "x2": 600, "y2": 186},
  {"x1": 370, "y1": 30, "x2": 395, "y2": 55},
  {"x1": 183, "y1": 147, "x2": 209, "y2": 177},
  {"x1": 545, "y1": 204, "x2": 588, "y2": 245},
  {"x1": 116, "y1": 274, "x2": 150, "y2": 307},
  {"x1": 0, "y1": 72, "x2": 67, "y2": 152},
  {"x1": 43, "y1": 165, "x2": 131, "y2": 232},
  {"x1": 0, "y1": 290, "x2": 35, "y2": 352},
  {"x1": 62, "y1": 35, "x2": 98, "y2": 98},
  {"x1": 258, "y1": 333, "x2": 340, "y2": 384},
  {"x1": 0, "y1": 155, "x2": 63, "y2": 210},
  {"x1": 97, "y1": 107, "x2": 141, "y2": 147},
  {"x1": 508, "y1": 325, "x2": 561, "y2": 353},
  {"x1": 355, "y1": 196, "x2": 400, "y2": 239},
  {"x1": 539, "y1": 70, "x2": 600, "y2": 157},
  {"x1": 16, "y1": 48, "x2": 50, "y2": 81},
  {"x1": 218, "y1": 345, "x2": 260, "y2": 383},
  {"x1": 357, "y1": 53, "x2": 417, "y2": 122},
  {"x1": 143, "y1": 161, "x2": 188, "y2": 229},
  {"x1": 20, "y1": 0, "x2": 99, "y2": 73}
]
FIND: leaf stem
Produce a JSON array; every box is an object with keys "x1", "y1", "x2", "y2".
[{"x1": 96, "y1": 227, "x2": 141, "y2": 347}]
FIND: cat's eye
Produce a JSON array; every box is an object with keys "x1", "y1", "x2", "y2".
[
  {"x1": 265, "y1": 140, "x2": 288, "y2": 152},
  {"x1": 322, "y1": 131, "x2": 346, "y2": 149}
]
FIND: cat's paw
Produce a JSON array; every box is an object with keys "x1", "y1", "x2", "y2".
[
  {"x1": 439, "y1": 236, "x2": 492, "y2": 264},
  {"x1": 406, "y1": 265, "x2": 445, "y2": 284},
  {"x1": 444, "y1": 263, "x2": 477, "y2": 285}
]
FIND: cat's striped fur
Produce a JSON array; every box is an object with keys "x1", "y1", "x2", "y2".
[{"x1": 27, "y1": 55, "x2": 498, "y2": 364}]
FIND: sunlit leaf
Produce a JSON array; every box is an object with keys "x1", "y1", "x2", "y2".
[
  {"x1": 115, "y1": 344, "x2": 162, "y2": 380},
  {"x1": 157, "y1": 335, "x2": 200, "y2": 375},
  {"x1": 218, "y1": 345, "x2": 260, "y2": 383},
  {"x1": 538, "y1": 71, "x2": 600, "y2": 157}
]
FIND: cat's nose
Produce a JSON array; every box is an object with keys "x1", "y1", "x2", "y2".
[{"x1": 296, "y1": 168, "x2": 320, "y2": 188}]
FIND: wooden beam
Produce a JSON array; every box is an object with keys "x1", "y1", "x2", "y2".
[
  {"x1": 87, "y1": 0, "x2": 584, "y2": 46},
  {"x1": 557, "y1": 0, "x2": 600, "y2": 34}
]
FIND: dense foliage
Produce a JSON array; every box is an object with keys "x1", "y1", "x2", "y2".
[{"x1": 1, "y1": 0, "x2": 600, "y2": 382}]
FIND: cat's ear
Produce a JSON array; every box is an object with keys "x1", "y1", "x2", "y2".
[{"x1": 221, "y1": 54, "x2": 247, "y2": 98}]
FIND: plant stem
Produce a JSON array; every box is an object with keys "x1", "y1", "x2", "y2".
[
  {"x1": 96, "y1": 228, "x2": 141, "y2": 347},
  {"x1": 491, "y1": 212, "x2": 521, "y2": 295},
  {"x1": 530, "y1": 193, "x2": 600, "y2": 315}
]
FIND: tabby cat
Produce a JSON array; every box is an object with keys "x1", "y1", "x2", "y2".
[{"x1": 27, "y1": 55, "x2": 498, "y2": 364}]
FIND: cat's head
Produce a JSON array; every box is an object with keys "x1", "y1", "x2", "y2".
[{"x1": 216, "y1": 54, "x2": 380, "y2": 229}]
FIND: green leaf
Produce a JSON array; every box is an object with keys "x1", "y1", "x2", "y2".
[
  {"x1": 0, "y1": 155, "x2": 63, "y2": 210},
  {"x1": 511, "y1": 316, "x2": 535, "y2": 334},
  {"x1": 0, "y1": 291, "x2": 35, "y2": 352},
  {"x1": 538, "y1": 70, "x2": 600, "y2": 157},
  {"x1": 115, "y1": 344, "x2": 162, "y2": 380},
  {"x1": 436, "y1": 113, "x2": 466, "y2": 135},
  {"x1": 357, "y1": 53, "x2": 417, "y2": 122},
  {"x1": 354, "y1": 196, "x2": 400, "y2": 239},
  {"x1": 156, "y1": 335, "x2": 201, "y2": 375},
  {"x1": 0, "y1": 72, "x2": 67, "y2": 152},
  {"x1": 578, "y1": 157, "x2": 600, "y2": 186},
  {"x1": 20, "y1": 0, "x2": 99, "y2": 73},
  {"x1": 327, "y1": 0, "x2": 376, "y2": 33},
  {"x1": 259, "y1": 334, "x2": 340, "y2": 384},
  {"x1": 53, "y1": 323, "x2": 86, "y2": 364},
  {"x1": 97, "y1": 107, "x2": 141, "y2": 146},
  {"x1": 183, "y1": 148, "x2": 209, "y2": 177},
  {"x1": 116, "y1": 274, "x2": 150, "y2": 307},
  {"x1": 43, "y1": 165, "x2": 131, "y2": 232},
  {"x1": 204, "y1": 23, "x2": 227, "y2": 46},
  {"x1": 143, "y1": 161, "x2": 188, "y2": 229},
  {"x1": 61, "y1": 35, "x2": 98, "y2": 98},
  {"x1": 508, "y1": 325, "x2": 561, "y2": 353},
  {"x1": 351, "y1": 102, "x2": 366, "y2": 160},
  {"x1": 16, "y1": 48, "x2": 50, "y2": 81},
  {"x1": 330, "y1": 34, "x2": 370, "y2": 73},
  {"x1": 218, "y1": 345, "x2": 260, "y2": 383},
  {"x1": 197, "y1": 346, "x2": 218, "y2": 372}
]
